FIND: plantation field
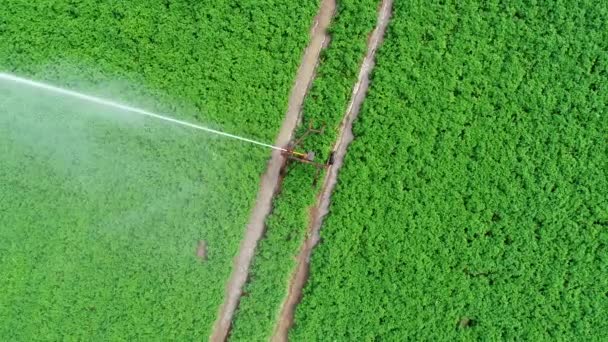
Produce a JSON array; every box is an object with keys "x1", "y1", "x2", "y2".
[
  {"x1": 0, "y1": 0, "x2": 317, "y2": 339},
  {"x1": 4, "y1": 0, "x2": 607, "y2": 340},
  {"x1": 0, "y1": 86, "x2": 261, "y2": 340},
  {"x1": 292, "y1": 0, "x2": 608, "y2": 340}
]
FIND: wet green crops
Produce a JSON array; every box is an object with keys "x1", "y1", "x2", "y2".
[
  {"x1": 0, "y1": 86, "x2": 262, "y2": 340},
  {"x1": 0, "y1": 0, "x2": 316, "y2": 339},
  {"x1": 292, "y1": 0, "x2": 608, "y2": 340}
]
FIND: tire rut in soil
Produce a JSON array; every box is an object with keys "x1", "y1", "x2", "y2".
[
  {"x1": 272, "y1": 1, "x2": 394, "y2": 340},
  {"x1": 209, "y1": 1, "x2": 336, "y2": 340}
]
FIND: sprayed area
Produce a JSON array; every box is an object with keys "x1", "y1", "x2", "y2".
[
  {"x1": 0, "y1": 82, "x2": 267, "y2": 340},
  {"x1": 0, "y1": 73, "x2": 285, "y2": 152},
  {"x1": 209, "y1": 0, "x2": 336, "y2": 340},
  {"x1": 0, "y1": 1, "x2": 319, "y2": 339},
  {"x1": 273, "y1": 1, "x2": 394, "y2": 339}
]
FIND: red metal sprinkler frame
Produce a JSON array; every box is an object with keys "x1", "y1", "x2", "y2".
[{"x1": 280, "y1": 122, "x2": 334, "y2": 186}]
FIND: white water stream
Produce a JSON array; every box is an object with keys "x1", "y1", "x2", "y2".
[{"x1": 0, "y1": 72, "x2": 286, "y2": 152}]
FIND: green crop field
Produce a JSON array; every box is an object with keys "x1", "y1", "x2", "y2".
[
  {"x1": 0, "y1": 0, "x2": 316, "y2": 339},
  {"x1": 292, "y1": 0, "x2": 608, "y2": 340},
  {"x1": 3, "y1": 0, "x2": 607, "y2": 340}
]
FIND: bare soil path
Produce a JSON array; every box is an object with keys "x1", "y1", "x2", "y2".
[
  {"x1": 210, "y1": 0, "x2": 336, "y2": 340},
  {"x1": 272, "y1": 1, "x2": 394, "y2": 340}
]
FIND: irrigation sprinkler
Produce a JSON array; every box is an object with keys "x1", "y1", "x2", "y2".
[{"x1": 280, "y1": 122, "x2": 334, "y2": 186}]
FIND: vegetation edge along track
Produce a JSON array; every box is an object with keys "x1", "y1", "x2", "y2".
[
  {"x1": 272, "y1": 0, "x2": 394, "y2": 340},
  {"x1": 209, "y1": 0, "x2": 336, "y2": 340}
]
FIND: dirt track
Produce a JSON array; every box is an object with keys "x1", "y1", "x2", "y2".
[
  {"x1": 272, "y1": 1, "x2": 394, "y2": 340},
  {"x1": 209, "y1": 1, "x2": 335, "y2": 341}
]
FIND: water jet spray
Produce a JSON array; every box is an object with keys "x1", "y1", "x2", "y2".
[{"x1": 0, "y1": 72, "x2": 329, "y2": 167}]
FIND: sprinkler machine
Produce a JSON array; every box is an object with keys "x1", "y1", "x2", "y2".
[{"x1": 280, "y1": 122, "x2": 335, "y2": 186}]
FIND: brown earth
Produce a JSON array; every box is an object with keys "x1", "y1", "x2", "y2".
[
  {"x1": 209, "y1": 0, "x2": 336, "y2": 340},
  {"x1": 272, "y1": 1, "x2": 394, "y2": 340},
  {"x1": 197, "y1": 240, "x2": 207, "y2": 261}
]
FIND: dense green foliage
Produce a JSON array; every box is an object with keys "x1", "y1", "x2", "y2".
[
  {"x1": 292, "y1": 0, "x2": 608, "y2": 340},
  {"x1": 229, "y1": 1, "x2": 379, "y2": 340},
  {"x1": 0, "y1": 0, "x2": 317, "y2": 339}
]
